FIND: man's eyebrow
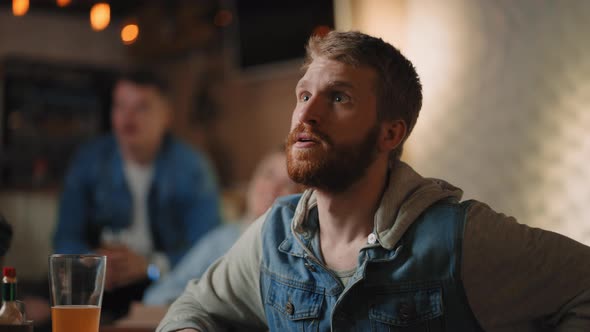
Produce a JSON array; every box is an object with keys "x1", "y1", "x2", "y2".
[
  {"x1": 296, "y1": 79, "x2": 308, "y2": 89},
  {"x1": 296, "y1": 80, "x2": 356, "y2": 90},
  {"x1": 326, "y1": 80, "x2": 355, "y2": 89}
]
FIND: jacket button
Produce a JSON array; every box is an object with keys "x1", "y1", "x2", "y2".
[
  {"x1": 368, "y1": 233, "x2": 378, "y2": 244},
  {"x1": 285, "y1": 301, "x2": 295, "y2": 315},
  {"x1": 304, "y1": 262, "x2": 317, "y2": 272}
]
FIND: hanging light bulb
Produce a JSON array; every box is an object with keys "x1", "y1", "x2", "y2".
[
  {"x1": 90, "y1": 3, "x2": 110, "y2": 31},
  {"x1": 12, "y1": 0, "x2": 29, "y2": 16},
  {"x1": 121, "y1": 24, "x2": 139, "y2": 45},
  {"x1": 56, "y1": 0, "x2": 71, "y2": 8}
]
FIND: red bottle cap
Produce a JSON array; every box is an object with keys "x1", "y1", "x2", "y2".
[{"x1": 3, "y1": 267, "x2": 16, "y2": 278}]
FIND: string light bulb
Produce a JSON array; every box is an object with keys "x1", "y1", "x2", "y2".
[
  {"x1": 56, "y1": 0, "x2": 71, "y2": 7},
  {"x1": 121, "y1": 24, "x2": 139, "y2": 45},
  {"x1": 12, "y1": 0, "x2": 29, "y2": 16},
  {"x1": 90, "y1": 3, "x2": 110, "y2": 31}
]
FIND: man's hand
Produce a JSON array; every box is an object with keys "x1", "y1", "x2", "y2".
[{"x1": 97, "y1": 244, "x2": 148, "y2": 290}]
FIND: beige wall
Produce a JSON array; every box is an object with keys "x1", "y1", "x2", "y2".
[
  {"x1": 335, "y1": 0, "x2": 407, "y2": 49},
  {"x1": 403, "y1": 0, "x2": 590, "y2": 244}
]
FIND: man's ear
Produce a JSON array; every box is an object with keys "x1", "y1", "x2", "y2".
[{"x1": 379, "y1": 119, "x2": 407, "y2": 153}]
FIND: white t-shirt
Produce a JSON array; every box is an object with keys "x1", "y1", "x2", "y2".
[
  {"x1": 120, "y1": 160, "x2": 155, "y2": 256},
  {"x1": 101, "y1": 160, "x2": 169, "y2": 277}
]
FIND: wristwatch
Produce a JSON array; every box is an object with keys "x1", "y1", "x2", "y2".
[{"x1": 147, "y1": 263, "x2": 160, "y2": 282}]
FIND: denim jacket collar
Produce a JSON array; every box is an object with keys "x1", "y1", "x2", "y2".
[{"x1": 279, "y1": 190, "x2": 317, "y2": 259}]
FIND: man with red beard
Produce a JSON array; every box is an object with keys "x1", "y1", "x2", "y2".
[{"x1": 158, "y1": 31, "x2": 590, "y2": 332}]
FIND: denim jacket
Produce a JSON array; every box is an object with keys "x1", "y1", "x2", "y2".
[
  {"x1": 260, "y1": 195, "x2": 481, "y2": 331},
  {"x1": 158, "y1": 161, "x2": 590, "y2": 332},
  {"x1": 53, "y1": 134, "x2": 221, "y2": 267}
]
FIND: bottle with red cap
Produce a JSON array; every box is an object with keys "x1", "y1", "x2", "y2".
[{"x1": 0, "y1": 266, "x2": 24, "y2": 324}]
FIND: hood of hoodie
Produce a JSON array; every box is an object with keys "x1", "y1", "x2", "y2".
[{"x1": 291, "y1": 160, "x2": 464, "y2": 250}]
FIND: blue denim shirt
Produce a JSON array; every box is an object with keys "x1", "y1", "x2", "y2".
[
  {"x1": 53, "y1": 134, "x2": 221, "y2": 267},
  {"x1": 259, "y1": 194, "x2": 483, "y2": 331}
]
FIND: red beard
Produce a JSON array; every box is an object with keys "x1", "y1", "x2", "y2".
[{"x1": 285, "y1": 123, "x2": 380, "y2": 193}]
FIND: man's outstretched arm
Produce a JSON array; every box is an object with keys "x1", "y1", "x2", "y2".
[{"x1": 463, "y1": 201, "x2": 590, "y2": 331}]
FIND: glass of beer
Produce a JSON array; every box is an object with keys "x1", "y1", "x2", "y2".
[{"x1": 48, "y1": 254, "x2": 106, "y2": 332}]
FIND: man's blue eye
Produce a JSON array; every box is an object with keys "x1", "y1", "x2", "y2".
[
  {"x1": 302, "y1": 95, "x2": 310, "y2": 102},
  {"x1": 333, "y1": 93, "x2": 348, "y2": 103}
]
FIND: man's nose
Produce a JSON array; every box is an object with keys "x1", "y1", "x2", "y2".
[{"x1": 297, "y1": 96, "x2": 323, "y2": 126}]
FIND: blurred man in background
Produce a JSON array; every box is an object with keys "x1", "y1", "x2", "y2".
[
  {"x1": 143, "y1": 150, "x2": 301, "y2": 306},
  {"x1": 53, "y1": 70, "x2": 221, "y2": 320}
]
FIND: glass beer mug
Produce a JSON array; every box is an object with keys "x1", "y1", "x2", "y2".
[{"x1": 48, "y1": 255, "x2": 106, "y2": 332}]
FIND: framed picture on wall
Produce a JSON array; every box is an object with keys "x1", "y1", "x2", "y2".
[{"x1": 0, "y1": 57, "x2": 115, "y2": 190}]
